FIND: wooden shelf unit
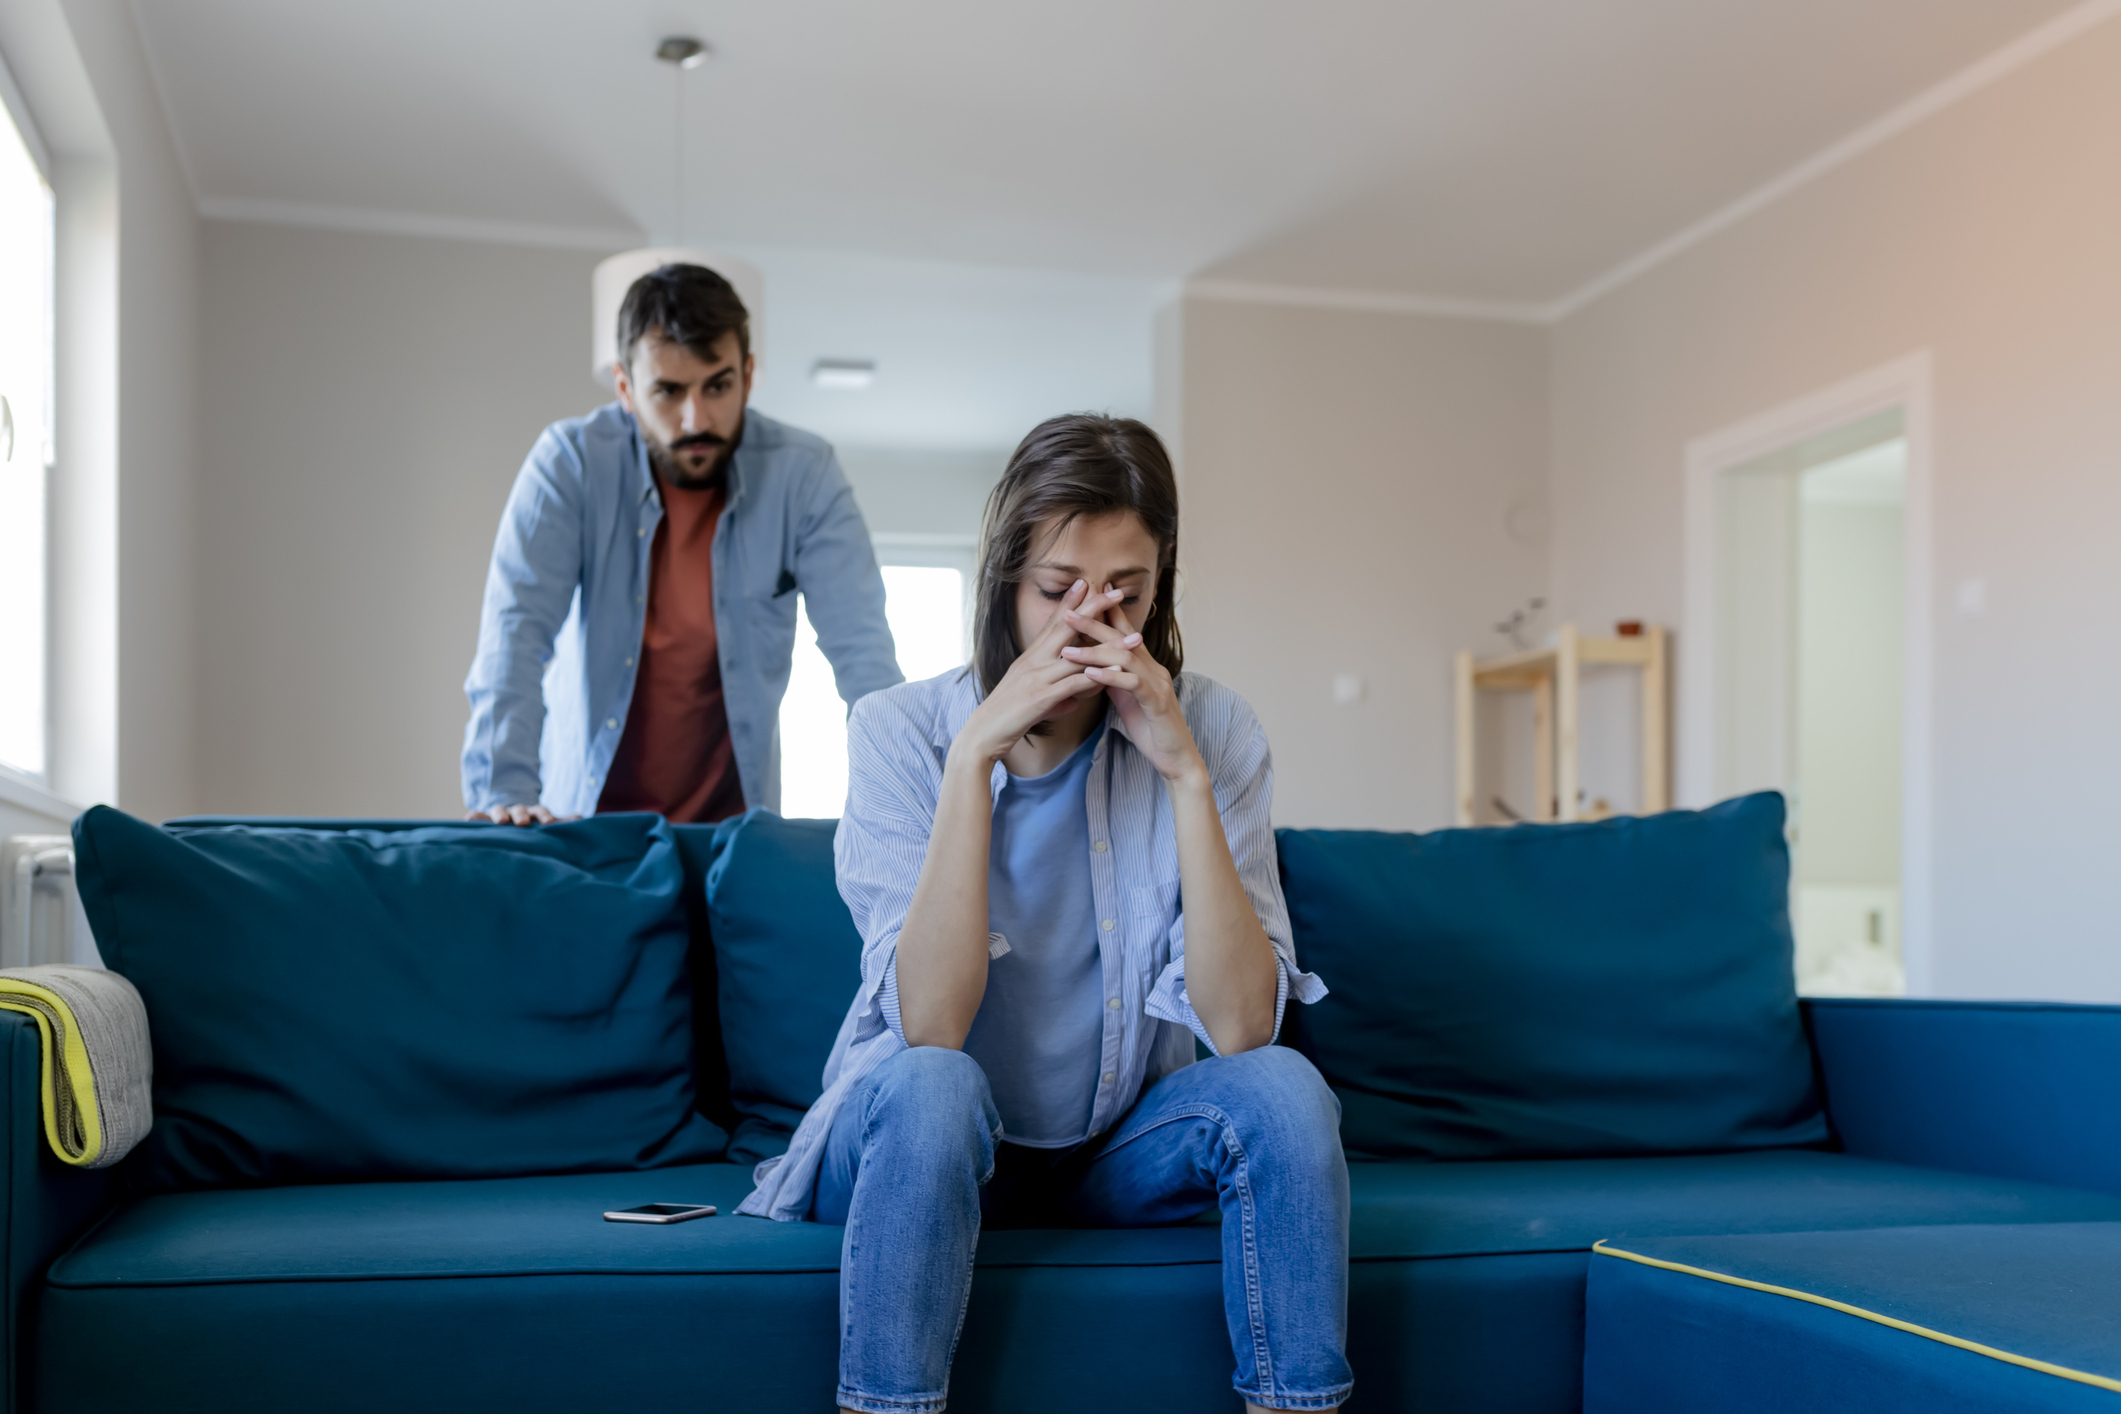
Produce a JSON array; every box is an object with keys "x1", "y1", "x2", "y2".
[{"x1": 1453, "y1": 624, "x2": 1669, "y2": 826}]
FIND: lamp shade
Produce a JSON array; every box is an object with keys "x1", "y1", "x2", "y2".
[{"x1": 592, "y1": 247, "x2": 765, "y2": 386}]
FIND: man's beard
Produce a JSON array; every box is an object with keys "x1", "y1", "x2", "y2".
[{"x1": 649, "y1": 417, "x2": 741, "y2": 490}]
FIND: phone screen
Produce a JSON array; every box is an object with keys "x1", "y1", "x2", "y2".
[{"x1": 626, "y1": 1203, "x2": 707, "y2": 1216}]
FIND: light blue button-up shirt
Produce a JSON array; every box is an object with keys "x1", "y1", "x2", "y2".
[
  {"x1": 737, "y1": 666, "x2": 1328, "y2": 1221},
  {"x1": 462, "y1": 404, "x2": 903, "y2": 818}
]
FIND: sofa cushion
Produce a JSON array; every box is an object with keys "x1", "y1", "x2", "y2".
[
  {"x1": 40, "y1": 1163, "x2": 1232, "y2": 1414},
  {"x1": 703, "y1": 812, "x2": 865, "y2": 1166},
  {"x1": 43, "y1": 1151, "x2": 2121, "y2": 1414},
  {"x1": 1352, "y1": 1154, "x2": 2121, "y2": 1413},
  {"x1": 1278, "y1": 792, "x2": 1826, "y2": 1160},
  {"x1": 72, "y1": 808, "x2": 726, "y2": 1188},
  {"x1": 1343, "y1": 1148, "x2": 2121, "y2": 1258},
  {"x1": 53, "y1": 1149, "x2": 2120, "y2": 1290},
  {"x1": 1584, "y1": 1224, "x2": 2121, "y2": 1412}
]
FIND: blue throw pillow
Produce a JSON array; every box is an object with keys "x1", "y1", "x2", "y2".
[
  {"x1": 704, "y1": 811, "x2": 863, "y2": 1167},
  {"x1": 1277, "y1": 793, "x2": 1826, "y2": 1160},
  {"x1": 73, "y1": 808, "x2": 728, "y2": 1188}
]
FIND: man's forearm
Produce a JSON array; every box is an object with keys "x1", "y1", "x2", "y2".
[{"x1": 462, "y1": 671, "x2": 548, "y2": 811}]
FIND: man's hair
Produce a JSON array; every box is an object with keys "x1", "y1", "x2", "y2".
[
  {"x1": 971, "y1": 413, "x2": 1183, "y2": 698},
  {"x1": 616, "y1": 263, "x2": 751, "y2": 372}
]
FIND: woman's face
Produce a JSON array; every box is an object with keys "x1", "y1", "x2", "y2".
[{"x1": 1015, "y1": 511, "x2": 1162, "y2": 717}]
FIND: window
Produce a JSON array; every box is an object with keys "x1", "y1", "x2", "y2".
[
  {"x1": 0, "y1": 86, "x2": 55, "y2": 781},
  {"x1": 779, "y1": 556, "x2": 973, "y2": 818}
]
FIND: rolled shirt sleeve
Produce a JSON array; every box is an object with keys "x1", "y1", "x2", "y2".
[
  {"x1": 795, "y1": 450, "x2": 904, "y2": 710},
  {"x1": 1142, "y1": 686, "x2": 1328, "y2": 1054},
  {"x1": 833, "y1": 687, "x2": 956, "y2": 1055},
  {"x1": 461, "y1": 429, "x2": 587, "y2": 812}
]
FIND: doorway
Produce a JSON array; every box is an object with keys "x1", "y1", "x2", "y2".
[{"x1": 1682, "y1": 354, "x2": 1933, "y2": 996}]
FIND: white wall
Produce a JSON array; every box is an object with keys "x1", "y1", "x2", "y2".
[
  {"x1": 1172, "y1": 296, "x2": 1549, "y2": 829},
  {"x1": 0, "y1": 0, "x2": 201, "y2": 823},
  {"x1": 1548, "y1": 15, "x2": 2121, "y2": 998},
  {"x1": 838, "y1": 446, "x2": 1004, "y2": 542},
  {"x1": 742, "y1": 247, "x2": 1166, "y2": 452}
]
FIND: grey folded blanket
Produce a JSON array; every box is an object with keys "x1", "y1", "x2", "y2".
[{"x1": 0, "y1": 964, "x2": 153, "y2": 1168}]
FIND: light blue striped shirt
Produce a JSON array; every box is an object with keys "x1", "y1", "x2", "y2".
[{"x1": 737, "y1": 666, "x2": 1328, "y2": 1221}]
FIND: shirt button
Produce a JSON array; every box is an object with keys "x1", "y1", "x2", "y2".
[
  {"x1": 1093, "y1": 841, "x2": 1108, "y2": 853},
  {"x1": 1101, "y1": 919, "x2": 1115, "y2": 931},
  {"x1": 1102, "y1": 1071, "x2": 1116, "y2": 1084},
  {"x1": 1107, "y1": 997, "x2": 1122, "y2": 1010},
  {"x1": 605, "y1": 718, "x2": 618, "y2": 729},
  {"x1": 624, "y1": 657, "x2": 634, "y2": 667},
  {"x1": 637, "y1": 527, "x2": 645, "y2": 538},
  {"x1": 636, "y1": 594, "x2": 644, "y2": 604}
]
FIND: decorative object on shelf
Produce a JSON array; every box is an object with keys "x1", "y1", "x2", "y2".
[
  {"x1": 1492, "y1": 596, "x2": 1547, "y2": 651},
  {"x1": 1454, "y1": 622, "x2": 1670, "y2": 826}
]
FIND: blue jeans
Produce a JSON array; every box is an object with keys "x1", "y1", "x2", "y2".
[{"x1": 812, "y1": 1044, "x2": 1353, "y2": 1413}]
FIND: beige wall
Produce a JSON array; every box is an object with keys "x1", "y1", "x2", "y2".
[
  {"x1": 1173, "y1": 297, "x2": 1548, "y2": 829},
  {"x1": 1549, "y1": 18, "x2": 2121, "y2": 998},
  {"x1": 195, "y1": 221, "x2": 609, "y2": 818}
]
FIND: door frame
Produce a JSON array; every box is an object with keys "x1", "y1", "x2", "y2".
[{"x1": 1680, "y1": 351, "x2": 1935, "y2": 992}]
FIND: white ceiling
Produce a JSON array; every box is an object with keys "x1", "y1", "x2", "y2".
[
  {"x1": 741, "y1": 248, "x2": 1164, "y2": 451},
  {"x1": 130, "y1": 0, "x2": 2084, "y2": 306}
]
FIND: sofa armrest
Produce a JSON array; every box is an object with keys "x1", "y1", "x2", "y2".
[
  {"x1": 1805, "y1": 997, "x2": 2121, "y2": 1195},
  {"x1": 1, "y1": 1011, "x2": 124, "y2": 1414}
]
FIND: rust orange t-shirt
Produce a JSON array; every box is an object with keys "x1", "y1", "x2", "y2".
[{"x1": 597, "y1": 478, "x2": 748, "y2": 823}]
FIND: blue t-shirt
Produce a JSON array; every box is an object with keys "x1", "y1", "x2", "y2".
[{"x1": 963, "y1": 730, "x2": 1106, "y2": 1148}]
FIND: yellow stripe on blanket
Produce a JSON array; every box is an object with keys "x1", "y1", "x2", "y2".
[{"x1": 0, "y1": 967, "x2": 153, "y2": 1169}]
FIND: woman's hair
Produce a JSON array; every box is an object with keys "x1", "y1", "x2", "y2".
[{"x1": 970, "y1": 413, "x2": 1183, "y2": 697}]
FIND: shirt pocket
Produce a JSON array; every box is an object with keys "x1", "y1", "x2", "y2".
[
  {"x1": 734, "y1": 549, "x2": 793, "y2": 602},
  {"x1": 1131, "y1": 879, "x2": 1180, "y2": 935}
]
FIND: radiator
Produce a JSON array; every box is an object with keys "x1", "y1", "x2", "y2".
[{"x1": 1, "y1": 835, "x2": 97, "y2": 968}]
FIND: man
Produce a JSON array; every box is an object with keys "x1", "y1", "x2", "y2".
[{"x1": 463, "y1": 263, "x2": 901, "y2": 824}]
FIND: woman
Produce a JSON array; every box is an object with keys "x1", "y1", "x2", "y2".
[{"x1": 737, "y1": 414, "x2": 1349, "y2": 1414}]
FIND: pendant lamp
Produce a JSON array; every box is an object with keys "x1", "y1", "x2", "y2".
[{"x1": 592, "y1": 37, "x2": 764, "y2": 386}]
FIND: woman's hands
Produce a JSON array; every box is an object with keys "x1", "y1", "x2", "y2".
[
  {"x1": 1059, "y1": 590, "x2": 1206, "y2": 785},
  {"x1": 952, "y1": 579, "x2": 1112, "y2": 768}
]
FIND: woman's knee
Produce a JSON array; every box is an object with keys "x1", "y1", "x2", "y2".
[
  {"x1": 864, "y1": 1046, "x2": 995, "y2": 1148},
  {"x1": 1217, "y1": 1046, "x2": 1343, "y2": 1155}
]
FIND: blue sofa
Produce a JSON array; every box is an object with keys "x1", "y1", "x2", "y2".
[{"x1": 13, "y1": 802, "x2": 2121, "y2": 1413}]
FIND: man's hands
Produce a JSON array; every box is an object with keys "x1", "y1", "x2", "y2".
[
  {"x1": 1060, "y1": 589, "x2": 1205, "y2": 785},
  {"x1": 465, "y1": 804, "x2": 570, "y2": 826},
  {"x1": 953, "y1": 579, "x2": 1113, "y2": 768}
]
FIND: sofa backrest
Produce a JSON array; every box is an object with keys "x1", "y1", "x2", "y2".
[
  {"x1": 79, "y1": 809, "x2": 729, "y2": 1189},
  {"x1": 698, "y1": 798, "x2": 1828, "y2": 1167},
  {"x1": 1276, "y1": 793, "x2": 1828, "y2": 1161},
  {"x1": 119, "y1": 797, "x2": 1830, "y2": 1182}
]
